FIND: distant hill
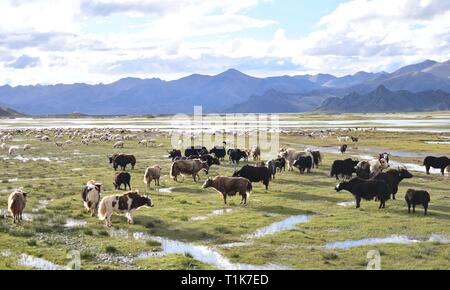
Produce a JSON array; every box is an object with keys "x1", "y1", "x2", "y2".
[
  {"x1": 316, "y1": 86, "x2": 450, "y2": 113},
  {"x1": 349, "y1": 60, "x2": 450, "y2": 93},
  {"x1": 1, "y1": 59, "x2": 450, "y2": 115},
  {"x1": 225, "y1": 89, "x2": 330, "y2": 113},
  {"x1": 0, "y1": 106, "x2": 23, "y2": 117}
]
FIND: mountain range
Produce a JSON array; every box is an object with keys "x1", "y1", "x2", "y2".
[
  {"x1": 316, "y1": 86, "x2": 450, "y2": 113},
  {"x1": 1, "y1": 59, "x2": 450, "y2": 115}
]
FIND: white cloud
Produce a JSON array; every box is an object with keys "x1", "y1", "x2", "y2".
[{"x1": 0, "y1": 0, "x2": 449, "y2": 85}]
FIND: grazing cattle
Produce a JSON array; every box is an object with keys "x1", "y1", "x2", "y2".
[
  {"x1": 274, "y1": 157, "x2": 286, "y2": 172},
  {"x1": 170, "y1": 159, "x2": 209, "y2": 182},
  {"x1": 81, "y1": 180, "x2": 102, "y2": 216},
  {"x1": 168, "y1": 149, "x2": 182, "y2": 161},
  {"x1": 405, "y1": 189, "x2": 430, "y2": 215},
  {"x1": 0, "y1": 143, "x2": 7, "y2": 150},
  {"x1": 379, "y1": 152, "x2": 390, "y2": 164},
  {"x1": 340, "y1": 144, "x2": 348, "y2": 154},
  {"x1": 109, "y1": 154, "x2": 136, "y2": 171},
  {"x1": 209, "y1": 146, "x2": 226, "y2": 160},
  {"x1": 233, "y1": 165, "x2": 271, "y2": 190},
  {"x1": 189, "y1": 154, "x2": 220, "y2": 168},
  {"x1": 330, "y1": 159, "x2": 359, "y2": 180},
  {"x1": 356, "y1": 161, "x2": 371, "y2": 179},
  {"x1": 114, "y1": 172, "x2": 131, "y2": 190},
  {"x1": 335, "y1": 177, "x2": 390, "y2": 209},
  {"x1": 228, "y1": 149, "x2": 247, "y2": 165},
  {"x1": 251, "y1": 146, "x2": 261, "y2": 161},
  {"x1": 373, "y1": 167, "x2": 413, "y2": 200},
  {"x1": 293, "y1": 156, "x2": 313, "y2": 174},
  {"x1": 23, "y1": 144, "x2": 31, "y2": 150},
  {"x1": 113, "y1": 141, "x2": 124, "y2": 148},
  {"x1": 143, "y1": 165, "x2": 161, "y2": 189},
  {"x1": 98, "y1": 192, "x2": 153, "y2": 227},
  {"x1": 7, "y1": 188, "x2": 28, "y2": 223},
  {"x1": 310, "y1": 150, "x2": 322, "y2": 168},
  {"x1": 423, "y1": 156, "x2": 450, "y2": 176},
  {"x1": 266, "y1": 160, "x2": 277, "y2": 180},
  {"x1": 351, "y1": 136, "x2": 359, "y2": 142},
  {"x1": 369, "y1": 158, "x2": 389, "y2": 175},
  {"x1": 279, "y1": 148, "x2": 313, "y2": 171},
  {"x1": 202, "y1": 176, "x2": 252, "y2": 205},
  {"x1": 185, "y1": 146, "x2": 208, "y2": 158},
  {"x1": 8, "y1": 146, "x2": 19, "y2": 155},
  {"x1": 138, "y1": 140, "x2": 149, "y2": 147}
]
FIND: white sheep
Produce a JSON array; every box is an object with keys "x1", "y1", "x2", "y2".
[
  {"x1": 113, "y1": 141, "x2": 124, "y2": 148},
  {"x1": 143, "y1": 165, "x2": 162, "y2": 189},
  {"x1": 8, "y1": 146, "x2": 19, "y2": 155}
]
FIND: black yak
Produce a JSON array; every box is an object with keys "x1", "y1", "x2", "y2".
[
  {"x1": 423, "y1": 156, "x2": 450, "y2": 176},
  {"x1": 405, "y1": 189, "x2": 430, "y2": 215},
  {"x1": 233, "y1": 165, "x2": 271, "y2": 190},
  {"x1": 335, "y1": 177, "x2": 390, "y2": 209}
]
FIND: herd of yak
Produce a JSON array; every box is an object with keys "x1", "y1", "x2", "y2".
[{"x1": 5, "y1": 141, "x2": 450, "y2": 227}]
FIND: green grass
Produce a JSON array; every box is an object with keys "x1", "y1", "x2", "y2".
[{"x1": 1, "y1": 113, "x2": 450, "y2": 269}]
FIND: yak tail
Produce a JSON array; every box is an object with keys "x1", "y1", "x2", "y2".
[
  {"x1": 246, "y1": 181, "x2": 252, "y2": 197},
  {"x1": 143, "y1": 168, "x2": 149, "y2": 184},
  {"x1": 170, "y1": 162, "x2": 177, "y2": 180},
  {"x1": 330, "y1": 167, "x2": 335, "y2": 178},
  {"x1": 98, "y1": 198, "x2": 107, "y2": 220}
]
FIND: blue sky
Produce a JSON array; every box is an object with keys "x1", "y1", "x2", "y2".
[
  {"x1": 0, "y1": 0, "x2": 449, "y2": 85},
  {"x1": 245, "y1": 0, "x2": 345, "y2": 38}
]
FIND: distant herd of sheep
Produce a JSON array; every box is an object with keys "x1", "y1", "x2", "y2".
[{"x1": 1, "y1": 128, "x2": 449, "y2": 227}]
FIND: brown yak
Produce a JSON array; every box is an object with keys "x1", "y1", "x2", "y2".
[
  {"x1": 202, "y1": 176, "x2": 252, "y2": 205},
  {"x1": 170, "y1": 159, "x2": 209, "y2": 182},
  {"x1": 7, "y1": 188, "x2": 28, "y2": 223}
]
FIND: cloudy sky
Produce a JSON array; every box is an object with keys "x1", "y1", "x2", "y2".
[{"x1": 1, "y1": 0, "x2": 449, "y2": 85}]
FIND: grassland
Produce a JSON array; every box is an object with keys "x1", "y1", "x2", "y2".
[{"x1": 0, "y1": 114, "x2": 449, "y2": 270}]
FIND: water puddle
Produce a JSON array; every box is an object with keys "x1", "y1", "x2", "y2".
[
  {"x1": 141, "y1": 236, "x2": 290, "y2": 270},
  {"x1": 158, "y1": 187, "x2": 175, "y2": 193},
  {"x1": 33, "y1": 200, "x2": 52, "y2": 213},
  {"x1": 64, "y1": 218, "x2": 87, "y2": 228},
  {"x1": 428, "y1": 234, "x2": 450, "y2": 244},
  {"x1": 18, "y1": 254, "x2": 65, "y2": 270},
  {"x1": 109, "y1": 229, "x2": 289, "y2": 270},
  {"x1": 220, "y1": 214, "x2": 311, "y2": 248},
  {"x1": 324, "y1": 234, "x2": 450, "y2": 250},
  {"x1": 390, "y1": 160, "x2": 443, "y2": 175},
  {"x1": 425, "y1": 141, "x2": 450, "y2": 145},
  {"x1": 337, "y1": 201, "x2": 356, "y2": 207},
  {"x1": 190, "y1": 208, "x2": 234, "y2": 221},
  {"x1": 324, "y1": 235, "x2": 420, "y2": 249},
  {"x1": 245, "y1": 215, "x2": 310, "y2": 239}
]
